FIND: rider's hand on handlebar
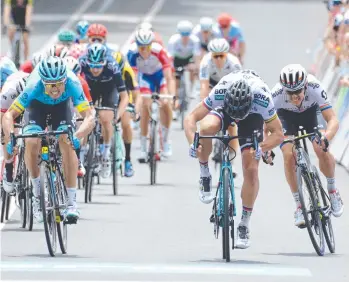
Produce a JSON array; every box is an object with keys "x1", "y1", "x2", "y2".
[
  {"x1": 249, "y1": 146, "x2": 262, "y2": 160},
  {"x1": 262, "y1": 150, "x2": 275, "y2": 166}
]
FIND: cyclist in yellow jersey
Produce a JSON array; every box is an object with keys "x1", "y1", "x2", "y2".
[
  {"x1": 112, "y1": 51, "x2": 141, "y2": 177},
  {"x1": 3, "y1": 0, "x2": 33, "y2": 62}
]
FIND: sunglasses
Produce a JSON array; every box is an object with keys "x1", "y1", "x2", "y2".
[
  {"x1": 213, "y1": 54, "x2": 226, "y2": 59},
  {"x1": 90, "y1": 37, "x2": 104, "y2": 43},
  {"x1": 137, "y1": 45, "x2": 151, "y2": 51},
  {"x1": 180, "y1": 32, "x2": 191, "y2": 37},
  {"x1": 286, "y1": 88, "x2": 304, "y2": 96},
  {"x1": 43, "y1": 79, "x2": 66, "y2": 88},
  {"x1": 88, "y1": 60, "x2": 106, "y2": 69}
]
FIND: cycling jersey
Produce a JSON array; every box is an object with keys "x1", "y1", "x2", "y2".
[
  {"x1": 69, "y1": 43, "x2": 87, "y2": 59},
  {"x1": 271, "y1": 74, "x2": 331, "y2": 113},
  {"x1": 5, "y1": 0, "x2": 33, "y2": 27},
  {"x1": 218, "y1": 21, "x2": 245, "y2": 54},
  {"x1": 167, "y1": 34, "x2": 201, "y2": 59},
  {"x1": 1, "y1": 71, "x2": 29, "y2": 113},
  {"x1": 10, "y1": 68, "x2": 89, "y2": 114},
  {"x1": 199, "y1": 53, "x2": 242, "y2": 87},
  {"x1": 78, "y1": 75, "x2": 92, "y2": 104},
  {"x1": 192, "y1": 24, "x2": 221, "y2": 51},
  {"x1": 112, "y1": 51, "x2": 139, "y2": 92},
  {"x1": 19, "y1": 60, "x2": 34, "y2": 73},
  {"x1": 0, "y1": 56, "x2": 18, "y2": 88},
  {"x1": 203, "y1": 70, "x2": 277, "y2": 123}
]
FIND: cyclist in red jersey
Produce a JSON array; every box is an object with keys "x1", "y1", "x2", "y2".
[{"x1": 19, "y1": 52, "x2": 45, "y2": 73}]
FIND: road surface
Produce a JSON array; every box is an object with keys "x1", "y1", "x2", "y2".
[{"x1": 1, "y1": 0, "x2": 348, "y2": 281}]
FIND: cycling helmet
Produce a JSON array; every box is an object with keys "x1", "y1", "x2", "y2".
[
  {"x1": 217, "y1": 13, "x2": 232, "y2": 28},
  {"x1": 279, "y1": 64, "x2": 307, "y2": 92},
  {"x1": 31, "y1": 52, "x2": 46, "y2": 68},
  {"x1": 38, "y1": 56, "x2": 67, "y2": 82},
  {"x1": 0, "y1": 56, "x2": 17, "y2": 88},
  {"x1": 87, "y1": 43, "x2": 107, "y2": 63},
  {"x1": 135, "y1": 28, "x2": 154, "y2": 46},
  {"x1": 223, "y1": 79, "x2": 253, "y2": 120},
  {"x1": 199, "y1": 17, "x2": 213, "y2": 32},
  {"x1": 87, "y1": 23, "x2": 108, "y2": 38},
  {"x1": 15, "y1": 76, "x2": 28, "y2": 95},
  {"x1": 177, "y1": 20, "x2": 193, "y2": 36},
  {"x1": 58, "y1": 29, "x2": 76, "y2": 43},
  {"x1": 64, "y1": 56, "x2": 81, "y2": 74},
  {"x1": 208, "y1": 38, "x2": 230, "y2": 53},
  {"x1": 334, "y1": 13, "x2": 344, "y2": 27},
  {"x1": 47, "y1": 45, "x2": 69, "y2": 58},
  {"x1": 76, "y1": 20, "x2": 90, "y2": 37},
  {"x1": 139, "y1": 22, "x2": 153, "y2": 31}
]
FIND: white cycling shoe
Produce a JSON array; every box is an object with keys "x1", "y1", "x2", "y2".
[
  {"x1": 162, "y1": 142, "x2": 172, "y2": 158},
  {"x1": 294, "y1": 207, "x2": 306, "y2": 227},
  {"x1": 329, "y1": 190, "x2": 344, "y2": 217},
  {"x1": 236, "y1": 225, "x2": 251, "y2": 249},
  {"x1": 101, "y1": 158, "x2": 111, "y2": 178}
]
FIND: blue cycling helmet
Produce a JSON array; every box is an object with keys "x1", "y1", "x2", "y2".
[
  {"x1": 87, "y1": 43, "x2": 107, "y2": 63},
  {"x1": 76, "y1": 20, "x2": 90, "y2": 38},
  {"x1": 0, "y1": 56, "x2": 17, "y2": 88},
  {"x1": 58, "y1": 29, "x2": 76, "y2": 43},
  {"x1": 38, "y1": 56, "x2": 67, "y2": 82}
]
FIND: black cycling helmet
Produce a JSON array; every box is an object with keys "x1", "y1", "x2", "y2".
[{"x1": 223, "y1": 80, "x2": 253, "y2": 120}]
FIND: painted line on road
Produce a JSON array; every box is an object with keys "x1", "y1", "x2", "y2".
[
  {"x1": 98, "y1": 0, "x2": 115, "y2": 13},
  {"x1": 0, "y1": 261, "x2": 312, "y2": 277}
]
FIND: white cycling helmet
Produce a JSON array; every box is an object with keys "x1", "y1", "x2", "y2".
[
  {"x1": 139, "y1": 22, "x2": 153, "y2": 31},
  {"x1": 280, "y1": 64, "x2": 307, "y2": 92},
  {"x1": 208, "y1": 38, "x2": 230, "y2": 53},
  {"x1": 135, "y1": 28, "x2": 154, "y2": 46},
  {"x1": 64, "y1": 56, "x2": 81, "y2": 74},
  {"x1": 199, "y1": 17, "x2": 213, "y2": 32},
  {"x1": 177, "y1": 20, "x2": 193, "y2": 36},
  {"x1": 47, "y1": 45, "x2": 69, "y2": 58},
  {"x1": 15, "y1": 76, "x2": 28, "y2": 95},
  {"x1": 31, "y1": 52, "x2": 46, "y2": 68}
]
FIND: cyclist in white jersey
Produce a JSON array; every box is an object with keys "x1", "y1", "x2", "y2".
[
  {"x1": 271, "y1": 64, "x2": 343, "y2": 227},
  {"x1": 168, "y1": 20, "x2": 201, "y2": 100},
  {"x1": 1, "y1": 71, "x2": 29, "y2": 192},
  {"x1": 184, "y1": 69, "x2": 284, "y2": 249},
  {"x1": 193, "y1": 17, "x2": 221, "y2": 58}
]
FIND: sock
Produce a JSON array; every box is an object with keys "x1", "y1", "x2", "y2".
[
  {"x1": 31, "y1": 176, "x2": 41, "y2": 198},
  {"x1": 293, "y1": 192, "x2": 301, "y2": 208},
  {"x1": 124, "y1": 142, "x2": 131, "y2": 161},
  {"x1": 140, "y1": 135, "x2": 147, "y2": 152},
  {"x1": 103, "y1": 143, "x2": 111, "y2": 160},
  {"x1": 199, "y1": 161, "x2": 210, "y2": 177},
  {"x1": 162, "y1": 126, "x2": 169, "y2": 143},
  {"x1": 240, "y1": 206, "x2": 253, "y2": 227},
  {"x1": 67, "y1": 188, "x2": 77, "y2": 206},
  {"x1": 326, "y1": 177, "x2": 336, "y2": 193}
]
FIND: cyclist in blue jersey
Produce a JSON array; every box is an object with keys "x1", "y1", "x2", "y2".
[
  {"x1": 79, "y1": 43, "x2": 129, "y2": 178},
  {"x1": 0, "y1": 56, "x2": 18, "y2": 91},
  {"x1": 2, "y1": 56, "x2": 95, "y2": 223},
  {"x1": 75, "y1": 20, "x2": 90, "y2": 44}
]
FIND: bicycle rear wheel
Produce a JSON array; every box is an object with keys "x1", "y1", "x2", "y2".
[
  {"x1": 26, "y1": 173, "x2": 34, "y2": 231},
  {"x1": 56, "y1": 169, "x2": 68, "y2": 254},
  {"x1": 297, "y1": 167, "x2": 325, "y2": 256},
  {"x1": 18, "y1": 150, "x2": 27, "y2": 228},
  {"x1": 1, "y1": 190, "x2": 10, "y2": 223},
  {"x1": 222, "y1": 168, "x2": 231, "y2": 262},
  {"x1": 40, "y1": 163, "x2": 57, "y2": 257},
  {"x1": 312, "y1": 167, "x2": 335, "y2": 253},
  {"x1": 149, "y1": 121, "x2": 157, "y2": 185},
  {"x1": 112, "y1": 128, "x2": 123, "y2": 195},
  {"x1": 85, "y1": 133, "x2": 96, "y2": 203}
]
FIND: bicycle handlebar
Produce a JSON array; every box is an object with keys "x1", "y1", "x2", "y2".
[{"x1": 142, "y1": 93, "x2": 174, "y2": 100}]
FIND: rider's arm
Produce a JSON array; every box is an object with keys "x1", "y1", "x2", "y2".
[
  {"x1": 321, "y1": 108, "x2": 339, "y2": 141},
  {"x1": 199, "y1": 56, "x2": 210, "y2": 100},
  {"x1": 184, "y1": 102, "x2": 210, "y2": 144},
  {"x1": 25, "y1": 0, "x2": 34, "y2": 27},
  {"x1": 3, "y1": 1, "x2": 11, "y2": 27},
  {"x1": 111, "y1": 62, "x2": 128, "y2": 120},
  {"x1": 158, "y1": 48, "x2": 175, "y2": 95},
  {"x1": 2, "y1": 109, "x2": 21, "y2": 141},
  {"x1": 200, "y1": 80, "x2": 210, "y2": 101},
  {"x1": 75, "y1": 107, "x2": 95, "y2": 140},
  {"x1": 261, "y1": 117, "x2": 284, "y2": 152}
]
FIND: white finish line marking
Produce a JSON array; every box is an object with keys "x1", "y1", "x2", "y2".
[{"x1": 0, "y1": 262, "x2": 312, "y2": 277}]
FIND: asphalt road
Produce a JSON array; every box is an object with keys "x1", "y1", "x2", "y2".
[{"x1": 1, "y1": 0, "x2": 349, "y2": 281}]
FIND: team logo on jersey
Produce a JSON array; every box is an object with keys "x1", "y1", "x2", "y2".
[
  {"x1": 253, "y1": 93, "x2": 270, "y2": 108},
  {"x1": 308, "y1": 82, "x2": 320, "y2": 89},
  {"x1": 214, "y1": 88, "x2": 227, "y2": 95},
  {"x1": 268, "y1": 107, "x2": 276, "y2": 116},
  {"x1": 206, "y1": 97, "x2": 213, "y2": 107}
]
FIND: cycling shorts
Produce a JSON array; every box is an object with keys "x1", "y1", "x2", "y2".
[
  {"x1": 139, "y1": 70, "x2": 166, "y2": 94},
  {"x1": 174, "y1": 56, "x2": 193, "y2": 79},
  {"x1": 209, "y1": 108, "x2": 264, "y2": 151},
  {"x1": 90, "y1": 84, "x2": 119, "y2": 108}
]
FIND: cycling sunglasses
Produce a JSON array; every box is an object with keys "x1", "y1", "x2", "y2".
[
  {"x1": 286, "y1": 88, "x2": 304, "y2": 96},
  {"x1": 180, "y1": 32, "x2": 191, "y2": 37},
  {"x1": 137, "y1": 45, "x2": 151, "y2": 51},
  {"x1": 43, "y1": 78, "x2": 66, "y2": 88},
  {"x1": 213, "y1": 54, "x2": 226, "y2": 59},
  {"x1": 88, "y1": 60, "x2": 106, "y2": 69},
  {"x1": 89, "y1": 37, "x2": 105, "y2": 43}
]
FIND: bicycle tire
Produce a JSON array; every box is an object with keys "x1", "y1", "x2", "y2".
[
  {"x1": 14, "y1": 37, "x2": 21, "y2": 68},
  {"x1": 1, "y1": 190, "x2": 9, "y2": 223},
  {"x1": 150, "y1": 121, "x2": 157, "y2": 185},
  {"x1": 112, "y1": 128, "x2": 122, "y2": 195},
  {"x1": 222, "y1": 168, "x2": 231, "y2": 262},
  {"x1": 312, "y1": 167, "x2": 335, "y2": 253},
  {"x1": 5, "y1": 191, "x2": 11, "y2": 221},
  {"x1": 85, "y1": 133, "x2": 96, "y2": 203},
  {"x1": 18, "y1": 150, "x2": 27, "y2": 228},
  {"x1": 40, "y1": 163, "x2": 57, "y2": 257},
  {"x1": 56, "y1": 169, "x2": 68, "y2": 254},
  {"x1": 297, "y1": 167, "x2": 325, "y2": 256},
  {"x1": 26, "y1": 175, "x2": 34, "y2": 231}
]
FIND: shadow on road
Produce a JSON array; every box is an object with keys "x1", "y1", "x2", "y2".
[
  {"x1": 190, "y1": 258, "x2": 278, "y2": 265},
  {"x1": 262, "y1": 252, "x2": 342, "y2": 258}
]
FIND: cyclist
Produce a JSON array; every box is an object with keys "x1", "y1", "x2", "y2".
[
  {"x1": 64, "y1": 55, "x2": 92, "y2": 177},
  {"x1": 271, "y1": 64, "x2": 343, "y2": 226},
  {"x1": 3, "y1": 0, "x2": 33, "y2": 62},
  {"x1": 57, "y1": 29, "x2": 76, "y2": 48},
  {"x1": 136, "y1": 22, "x2": 164, "y2": 46},
  {"x1": 0, "y1": 56, "x2": 18, "y2": 91},
  {"x1": 1, "y1": 72, "x2": 29, "y2": 192},
  {"x1": 79, "y1": 43, "x2": 129, "y2": 178},
  {"x1": 127, "y1": 29, "x2": 175, "y2": 159},
  {"x1": 184, "y1": 69, "x2": 283, "y2": 248},
  {"x1": 75, "y1": 20, "x2": 90, "y2": 44},
  {"x1": 87, "y1": 23, "x2": 119, "y2": 52},
  {"x1": 2, "y1": 56, "x2": 95, "y2": 222},
  {"x1": 168, "y1": 20, "x2": 201, "y2": 119},
  {"x1": 47, "y1": 44, "x2": 69, "y2": 58},
  {"x1": 217, "y1": 13, "x2": 246, "y2": 64},
  {"x1": 193, "y1": 17, "x2": 221, "y2": 57},
  {"x1": 19, "y1": 52, "x2": 46, "y2": 74}
]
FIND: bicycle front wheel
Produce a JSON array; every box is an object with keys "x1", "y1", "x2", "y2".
[
  {"x1": 149, "y1": 121, "x2": 157, "y2": 185},
  {"x1": 297, "y1": 167, "x2": 325, "y2": 256},
  {"x1": 222, "y1": 168, "x2": 231, "y2": 262},
  {"x1": 56, "y1": 169, "x2": 68, "y2": 254},
  {"x1": 26, "y1": 173, "x2": 34, "y2": 231},
  {"x1": 85, "y1": 133, "x2": 96, "y2": 203},
  {"x1": 112, "y1": 128, "x2": 123, "y2": 195},
  {"x1": 1, "y1": 190, "x2": 10, "y2": 223},
  {"x1": 40, "y1": 163, "x2": 57, "y2": 257}
]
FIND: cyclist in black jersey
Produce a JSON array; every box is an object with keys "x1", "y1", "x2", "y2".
[{"x1": 3, "y1": 0, "x2": 33, "y2": 61}]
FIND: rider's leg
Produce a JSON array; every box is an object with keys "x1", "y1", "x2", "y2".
[
  {"x1": 22, "y1": 31, "x2": 29, "y2": 60},
  {"x1": 121, "y1": 110, "x2": 134, "y2": 176},
  {"x1": 1, "y1": 113, "x2": 15, "y2": 193},
  {"x1": 159, "y1": 85, "x2": 173, "y2": 157}
]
